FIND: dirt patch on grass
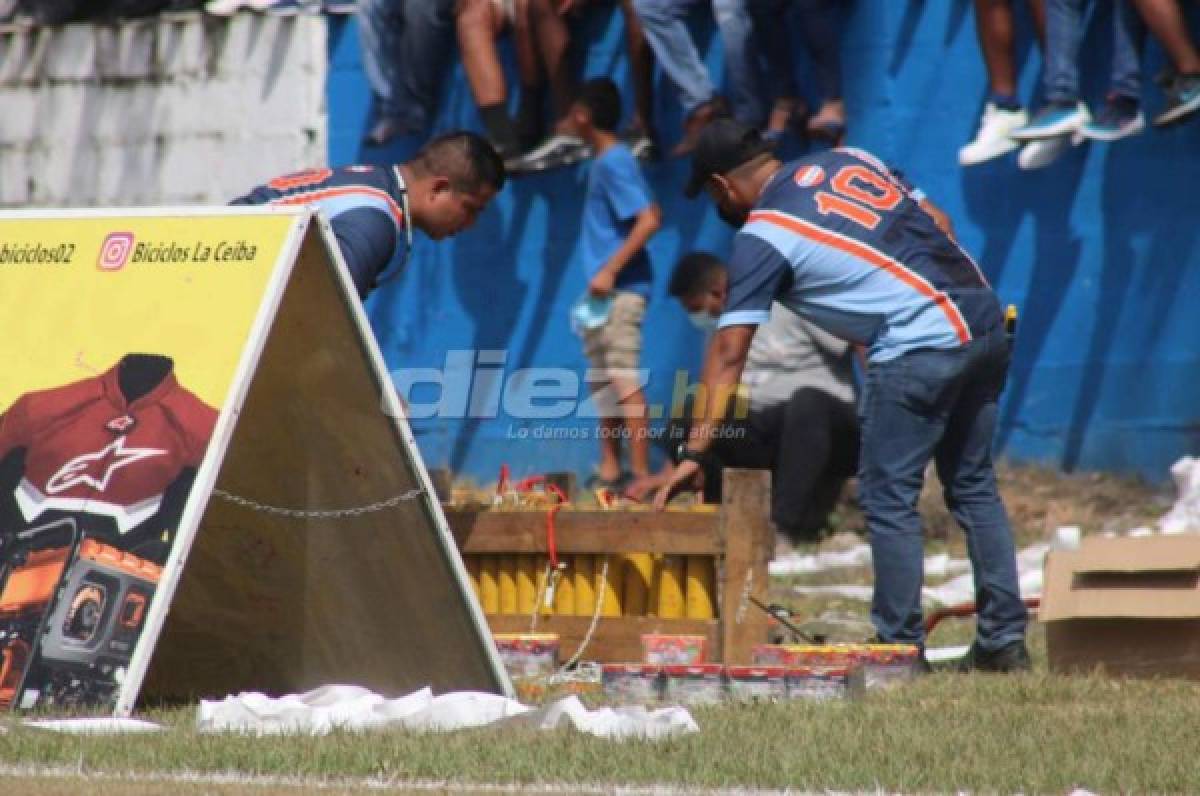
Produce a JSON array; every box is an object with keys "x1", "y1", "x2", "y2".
[{"x1": 825, "y1": 462, "x2": 1168, "y2": 549}]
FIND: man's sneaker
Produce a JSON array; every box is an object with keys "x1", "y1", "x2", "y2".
[
  {"x1": 956, "y1": 640, "x2": 1032, "y2": 673},
  {"x1": 959, "y1": 103, "x2": 1028, "y2": 165},
  {"x1": 1079, "y1": 95, "x2": 1145, "y2": 142},
  {"x1": 670, "y1": 96, "x2": 728, "y2": 157},
  {"x1": 205, "y1": 0, "x2": 273, "y2": 14},
  {"x1": 1010, "y1": 101, "x2": 1091, "y2": 141},
  {"x1": 1016, "y1": 130, "x2": 1085, "y2": 170},
  {"x1": 363, "y1": 117, "x2": 418, "y2": 147},
  {"x1": 1154, "y1": 73, "x2": 1200, "y2": 127},
  {"x1": 507, "y1": 134, "x2": 592, "y2": 175},
  {"x1": 620, "y1": 127, "x2": 659, "y2": 162}
]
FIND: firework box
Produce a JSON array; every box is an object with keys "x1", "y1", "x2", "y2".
[
  {"x1": 725, "y1": 665, "x2": 787, "y2": 702},
  {"x1": 785, "y1": 667, "x2": 850, "y2": 701},
  {"x1": 662, "y1": 664, "x2": 726, "y2": 705},
  {"x1": 601, "y1": 664, "x2": 663, "y2": 703},
  {"x1": 641, "y1": 633, "x2": 708, "y2": 665},
  {"x1": 494, "y1": 633, "x2": 560, "y2": 678},
  {"x1": 849, "y1": 644, "x2": 921, "y2": 691}
]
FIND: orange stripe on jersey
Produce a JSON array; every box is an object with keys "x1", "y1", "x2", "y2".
[
  {"x1": 749, "y1": 209, "x2": 973, "y2": 345},
  {"x1": 269, "y1": 186, "x2": 405, "y2": 228}
]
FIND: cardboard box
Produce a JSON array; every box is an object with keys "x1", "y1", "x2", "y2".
[{"x1": 1042, "y1": 535, "x2": 1200, "y2": 678}]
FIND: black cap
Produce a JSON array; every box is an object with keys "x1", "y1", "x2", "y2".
[{"x1": 684, "y1": 119, "x2": 775, "y2": 198}]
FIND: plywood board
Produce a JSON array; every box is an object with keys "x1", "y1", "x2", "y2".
[{"x1": 141, "y1": 220, "x2": 509, "y2": 702}]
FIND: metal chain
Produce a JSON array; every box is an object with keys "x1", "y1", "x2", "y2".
[{"x1": 212, "y1": 487, "x2": 424, "y2": 519}]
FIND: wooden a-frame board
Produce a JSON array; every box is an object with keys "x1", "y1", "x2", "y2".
[
  {"x1": 132, "y1": 211, "x2": 511, "y2": 711},
  {"x1": 0, "y1": 207, "x2": 509, "y2": 717}
]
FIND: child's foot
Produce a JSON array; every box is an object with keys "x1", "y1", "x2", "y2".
[
  {"x1": 764, "y1": 97, "x2": 807, "y2": 144},
  {"x1": 806, "y1": 100, "x2": 846, "y2": 144}
]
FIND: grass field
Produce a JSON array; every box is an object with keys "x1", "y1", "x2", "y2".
[{"x1": 1, "y1": 464, "x2": 1190, "y2": 794}]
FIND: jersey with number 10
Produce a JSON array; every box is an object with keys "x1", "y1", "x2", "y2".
[
  {"x1": 719, "y1": 148, "x2": 1002, "y2": 362},
  {"x1": 231, "y1": 165, "x2": 409, "y2": 299}
]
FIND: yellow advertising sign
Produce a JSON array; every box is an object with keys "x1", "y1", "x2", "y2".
[
  {"x1": 1, "y1": 213, "x2": 298, "y2": 409},
  {"x1": 0, "y1": 209, "x2": 304, "y2": 712},
  {"x1": 1, "y1": 207, "x2": 507, "y2": 716}
]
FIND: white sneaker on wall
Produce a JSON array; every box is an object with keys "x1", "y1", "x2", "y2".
[{"x1": 958, "y1": 103, "x2": 1028, "y2": 166}]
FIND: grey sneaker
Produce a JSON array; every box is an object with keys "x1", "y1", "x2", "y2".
[
  {"x1": 1154, "y1": 73, "x2": 1200, "y2": 127},
  {"x1": 507, "y1": 134, "x2": 592, "y2": 175},
  {"x1": 1010, "y1": 101, "x2": 1090, "y2": 141},
  {"x1": 957, "y1": 640, "x2": 1032, "y2": 673},
  {"x1": 1079, "y1": 95, "x2": 1145, "y2": 142}
]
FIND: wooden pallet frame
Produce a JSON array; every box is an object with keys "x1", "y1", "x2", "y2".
[{"x1": 444, "y1": 469, "x2": 773, "y2": 664}]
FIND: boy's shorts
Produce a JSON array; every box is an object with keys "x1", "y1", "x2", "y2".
[{"x1": 583, "y1": 291, "x2": 645, "y2": 375}]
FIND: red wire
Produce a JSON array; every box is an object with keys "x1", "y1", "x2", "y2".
[{"x1": 494, "y1": 466, "x2": 567, "y2": 568}]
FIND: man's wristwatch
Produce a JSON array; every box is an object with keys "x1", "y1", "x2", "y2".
[{"x1": 674, "y1": 442, "x2": 708, "y2": 467}]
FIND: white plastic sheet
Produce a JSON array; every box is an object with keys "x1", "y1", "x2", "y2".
[
  {"x1": 787, "y1": 543, "x2": 1050, "y2": 607},
  {"x1": 921, "y1": 544, "x2": 1049, "y2": 607},
  {"x1": 23, "y1": 718, "x2": 163, "y2": 735},
  {"x1": 196, "y1": 685, "x2": 698, "y2": 741},
  {"x1": 771, "y1": 545, "x2": 972, "y2": 580},
  {"x1": 1160, "y1": 456, "x2": 1200, "y2": 534}
]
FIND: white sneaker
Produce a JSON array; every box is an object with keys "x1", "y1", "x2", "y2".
[
  {"x1": 205, "y1": 0, "x2": 272, "y2": 15},
  {"x1": 1016, "y1": 131, "x2": 1085, "y2": 171},
  {"x1": 958, "y1": 103, "x2": 1028, "y2": 166}
]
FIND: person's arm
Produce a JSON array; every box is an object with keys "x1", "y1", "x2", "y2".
[
  {"x1": 918, "y1": 197, "x2": 956, "y2": 241},
  {"x1": 330, "y1": 208, "x2": 400, "y2": 299},
  {"x1": 589, "y1": 203, "x2": 661, "y2": 295},
  {"x1": 653, "y1": 324, "x2": 756, "y2": 509},
  {"x1": 651, "y1": 231, "x2": 791, "y2": 508}
]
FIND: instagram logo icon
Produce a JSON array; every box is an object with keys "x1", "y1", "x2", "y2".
[{"x1": 97, "y1": 232, "x2": 135, "y2": 271}]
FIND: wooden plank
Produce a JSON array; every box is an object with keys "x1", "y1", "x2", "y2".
[
  {"x1": 718, "y1": 469, "x2": 773, "y2": 665},
  {"x1": 487, "y1": 615, "x2": 719, "y2": 664},
  {"x1": 446, "y1": 510, "x2": 723, "y2": 555}
]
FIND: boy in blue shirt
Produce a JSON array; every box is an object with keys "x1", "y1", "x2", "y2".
[{"x1": 568, "y1": 78, "x2": 662, "y2": 487}]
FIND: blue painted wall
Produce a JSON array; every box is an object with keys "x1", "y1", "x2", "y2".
[{"x1": 326, "y1": 0, "x2": 1200, "y2": 484}]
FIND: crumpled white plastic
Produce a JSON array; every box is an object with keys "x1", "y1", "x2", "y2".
[
  {"x1": 196, "y1": 685, "x2": 697, "y2": 741},
  {"x1": 23, "y1": 718, "x2": 164, "y2": 734},
  {"x1": 1159, "y1": 456, "x2": 1200, "y2": 534},
  {"x1": 768, "y1": 544, "x2": 873, "y2": 576},
  {"x1": 921, "y1": 544, "x2": 1049, "y2": 607},
  {"x1": 786, "y1": 544, "x2": 1050, "y2": 608},
  {"x1": 770, "y1": 544, "x2": 973, "y2": 579}
]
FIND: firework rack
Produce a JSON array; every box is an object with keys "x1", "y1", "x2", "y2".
[{"x1": 442, "y1": 469, "x2": 773, "y2": 664}]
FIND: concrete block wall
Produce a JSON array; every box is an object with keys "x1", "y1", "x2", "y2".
[{"x1": 0, "y1": 12, "x2": 326, "y2": 207}]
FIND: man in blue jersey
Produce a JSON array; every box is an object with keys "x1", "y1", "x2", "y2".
[
  {"x1": 657, "y1": 119, "x2": 1030, "y2": 672},
  {"x1": 232, "y1": 131, "x2": 506, "y2": 299}
]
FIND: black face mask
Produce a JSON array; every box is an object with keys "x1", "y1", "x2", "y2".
[{"x1": 717, "y1": 204, "x2": 747, "y2": 229}]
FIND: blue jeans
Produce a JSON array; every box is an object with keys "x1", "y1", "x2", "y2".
[
  {"x1": 357, "y1": 0, "x2": 455, "y2": 132},
  {"x1": 747, "y1": 0, "x2": 842, "y2": 104},
  {"x1": 858, "y1": 328, "x2": 1027, "y2": 650},
  {"x1": 631, "y1": 0, "x2": 759, "y2": 123},
  {"x1": 1044, "y1": 0, "x2": 1143, "y2": 104}
]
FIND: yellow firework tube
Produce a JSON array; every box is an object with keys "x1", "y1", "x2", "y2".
[
  {"x1": 573, "y1": 555, "x2": 596, "y2": 616},
  {"x1": 623, "y1": 553, "x2": 654, "y2": 616},
  {"x1": 655, "y1": 554, "x2": 685, "y2": 618},
  {"x1": 479, "y1": 556, "x2": 499, "y2": 615},
  {"x1": 516, "y1": 554, "x2": 537, "y2": 615},
  {"x1": 685, "y1": 556, "x2": 716, "y2": 619},
  {"x1": 498, "y1": 554, "x2": 518, "y2": 614},
  {"x1": 597, "y1": 555, "x2": 623, "y2": 616},
  {"x1": 553, "y1": 560, "x2": 575, "y2": 615}
]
